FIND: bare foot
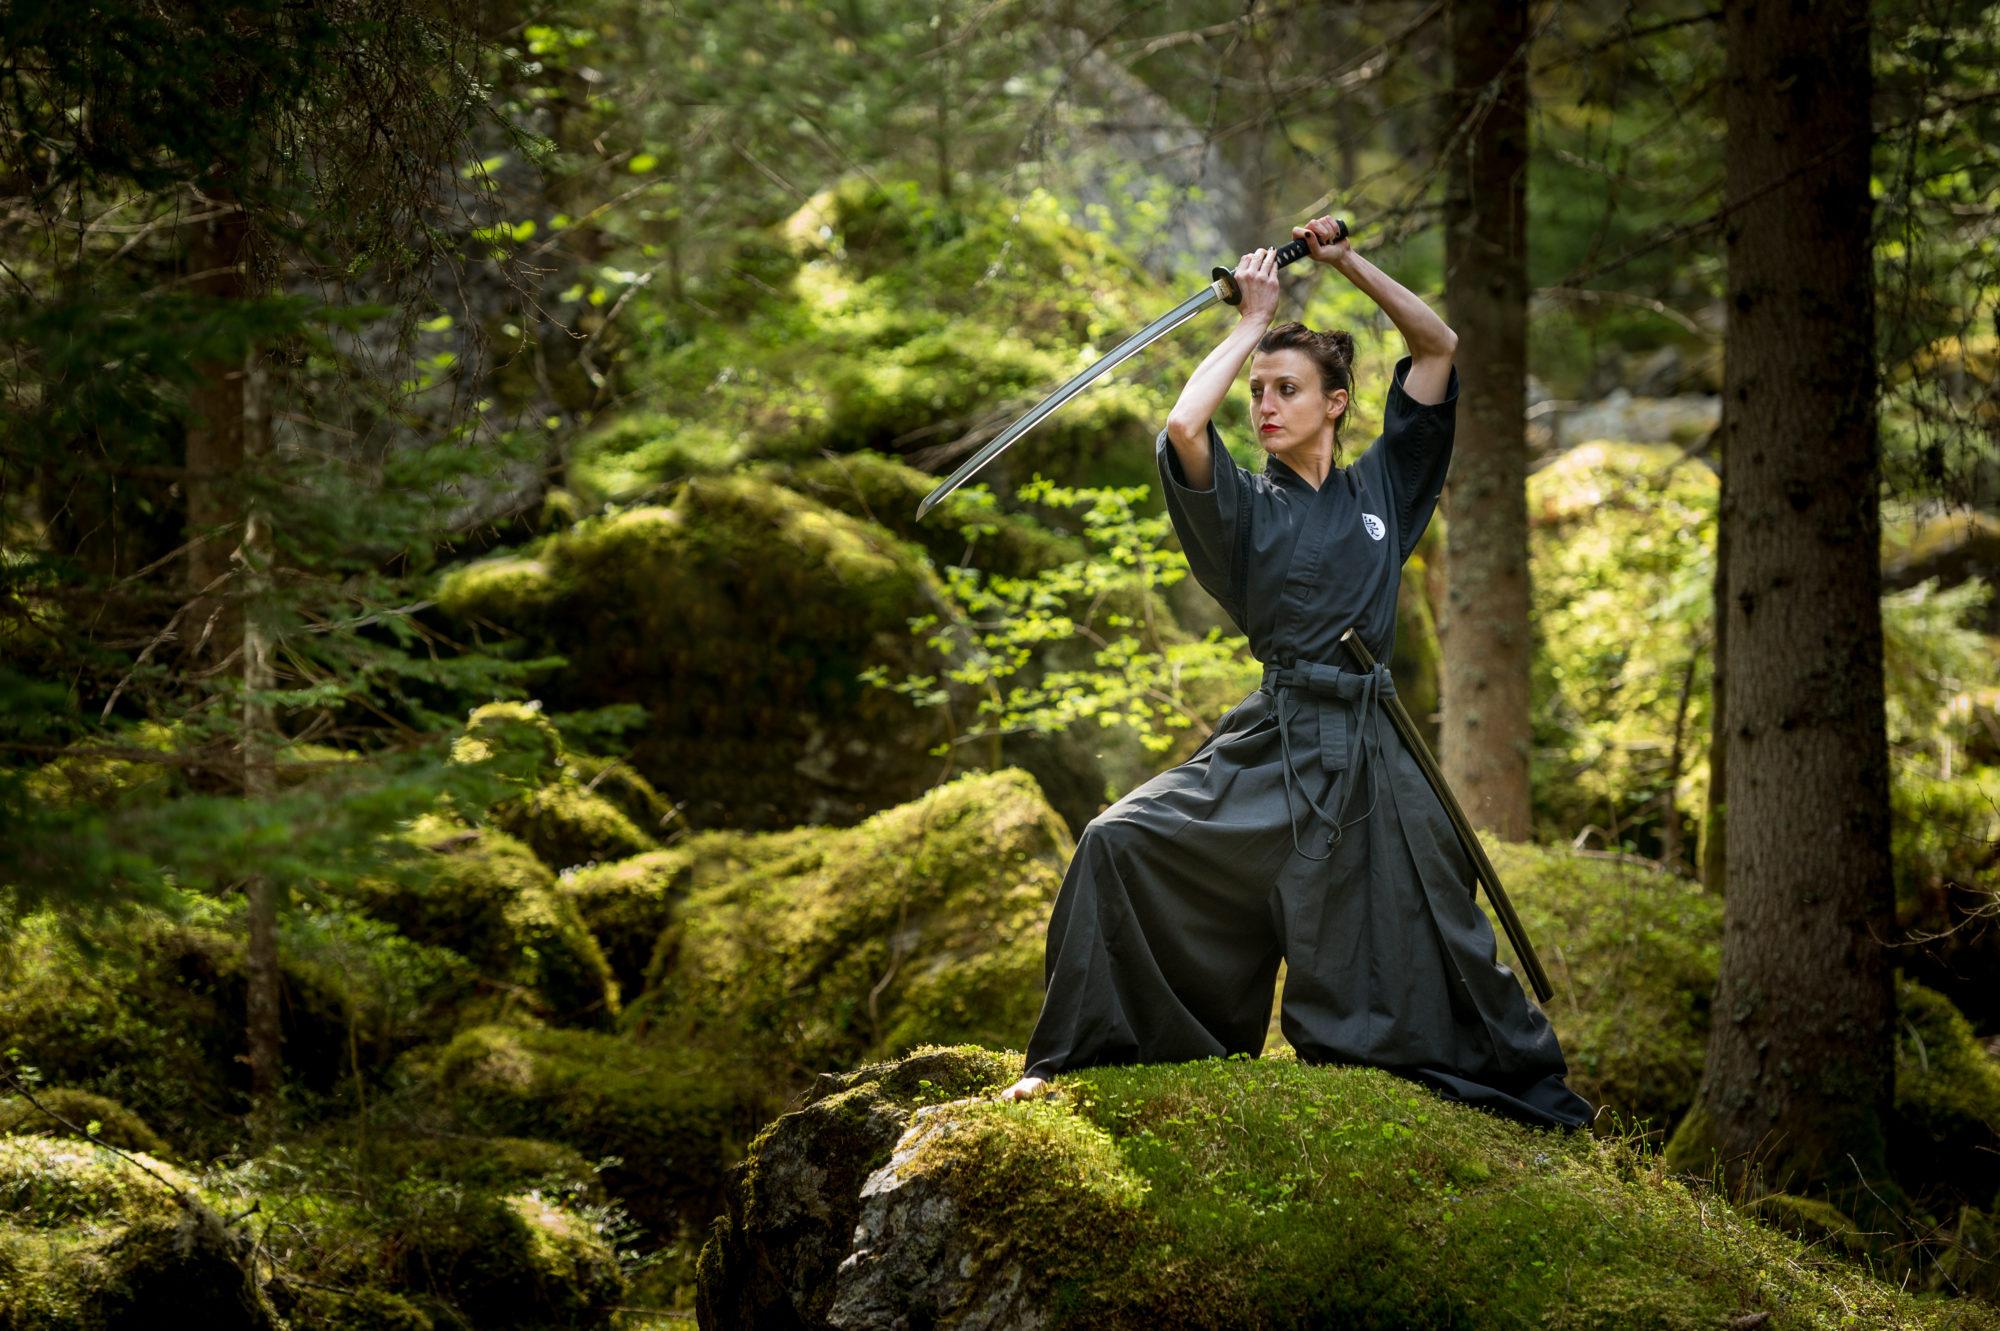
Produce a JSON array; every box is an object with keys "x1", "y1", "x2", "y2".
[{"x1": 998, "y1": 1076, "x2": 1048, "y2": 1101}]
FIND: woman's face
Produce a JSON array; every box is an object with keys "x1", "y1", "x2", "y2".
[{"x1": 1248, "y1": 348, "x2": 1347, "y2": 458}]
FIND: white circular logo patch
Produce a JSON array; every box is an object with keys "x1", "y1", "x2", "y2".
[{"x1": 1362, "y1": 513, "x2": 1386, "y2": 542}]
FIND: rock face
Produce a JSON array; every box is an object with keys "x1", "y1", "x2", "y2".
[
  {"x1": 696, "y1": 1047, "x2": 1019, "y2": 1331},
  {"x1": 825, "y1": 1105, "x2": 1050, "y2": 1331}
]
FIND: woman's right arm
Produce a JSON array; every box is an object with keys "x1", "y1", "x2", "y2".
[{"x1": 1163, "y1": 248, "x2": 1281, "y2": 490}]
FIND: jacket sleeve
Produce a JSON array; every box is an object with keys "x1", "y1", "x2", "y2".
[
  {"x1": 1374, "y1": 355, "x2": 1461, "y2": 561},
  {"x1": 1156, "y1": 422, "x2": 1246, "y2": 620}
]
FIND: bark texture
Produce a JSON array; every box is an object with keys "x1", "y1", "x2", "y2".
[
  {"x1": 241, "y1": 352, "x2": 282, "y2": 1118},
  {"x1": 182, "y1": 208, "x2": 249, "y2": 651},
  {"x1": 1439, "y1": 0, "x2": 1533, "y2": 840},
  {"x1": 1667, "y1": 0, "x2": 1895, "y2": 1205}
]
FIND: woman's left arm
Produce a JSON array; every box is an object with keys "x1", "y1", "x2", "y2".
[{"x1": 1295, "y1": 216, "x2": 1457, "y2": 405}]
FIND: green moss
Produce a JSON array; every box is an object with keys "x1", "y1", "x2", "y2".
[
  {"x1": 0, "y1": 1090, "x2": 169, "y2": 1158},
  {"x1": 563, "y1": 755, "x2": 676, "y2": 840},
  {"x1": 384, "y1": 1191, "x2": 621, "y2": 1330},
  {"x1": 410, "y1": 1024, "x2": 766, "y2": 1234},
  {"x1": 365, "y1": 1136, "x2": 602, "y2": 1200},
  {"x1": 774, "y1": 451, "x2": 1084, "y2": 581},
  {"x1": 356, "y1": 825, "x2": 617, "y2": 1026},
  {"x1": 559, "y1": 838, "x2": 784, "y2": 999},
  {"x1": 0, "y1": 1224, "x2": 93, "y2": 1330},
  {"x1": 272, "y1": 1285, "x2": 435, "y2": 1331},
  {"x1": 714, "y1": 1049, "x2": 2000, "y2": 1329},
  {"x1": 1744, "y1": 1193, "x2": 1867, "y2": 1255},
  {"x1": 457, "y1": 700, "x2": 567, "y2": 775},
  {"x1": 87, "y1": 1210, "x2": 274, "y2": 1330},
  {"x1": 1481, "y1": 843, "x2": 1722, "y2": 1136},
  {"x1": 0, "y1": 1138, "x2": 185, "y2": 1229},
  {"x1": 0, "y1": 912, "x2": 463, "y2": 1155},
  {"x1": 1892, "y1": 978, "x2": 2000, "y2": 1213},
  {"x1": 571, "y1": 180, "x2": 1177, "y2": 501},
  {"x1": 493, "y1": 782, "x2": 656, "y2": 872},
  {"x1": 640, "y1": 768, "x2": 1070, "y2": 1072},
  {"x1": 437, "y1": 479, "x2": 956, "y2": 831}
]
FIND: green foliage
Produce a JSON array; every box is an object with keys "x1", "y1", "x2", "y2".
[
  {"x1": 638, "y1": 769, "x2": 1070, "y2": 1074},
  {"x1": 869, "y1": 478, "x2": 1260, "y2": 759},
  {"x1": 1528, "y1": 443, "x2": 1716, "y2": 861}
]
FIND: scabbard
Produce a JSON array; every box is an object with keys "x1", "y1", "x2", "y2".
[{"x1": 1342, "y1": 633, "x2": 1556, "y2": 1005}]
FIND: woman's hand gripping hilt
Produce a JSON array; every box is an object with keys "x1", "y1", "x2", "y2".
[{"x1": 1211, "y1": 218, "x2": 1348, "y2": 306}]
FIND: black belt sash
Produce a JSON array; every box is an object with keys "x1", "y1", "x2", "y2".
[{"x1": 1260, "y1": 660, "x2": 1394, "y2": 863}]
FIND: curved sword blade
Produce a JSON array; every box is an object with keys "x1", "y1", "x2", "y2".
[{"x1": 915, "y1": 285, "x2": 1222, "y2": 521}]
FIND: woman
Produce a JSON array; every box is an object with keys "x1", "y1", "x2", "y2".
[{"x1": 999, "y1": 216, "x2": 1589, "y2": 1129}]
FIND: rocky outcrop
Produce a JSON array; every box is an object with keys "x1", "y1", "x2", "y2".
[
  {"x1": 696, "y1": 1047, "x2": 1020, "y2": 1331},
  {"x1": 698, "y1": 1047, "x2": 2000, "y2": 1331}
]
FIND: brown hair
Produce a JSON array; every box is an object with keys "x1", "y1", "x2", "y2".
[{"x1": 1255, "y1": 322, "x2": 1355, "y2": 439}]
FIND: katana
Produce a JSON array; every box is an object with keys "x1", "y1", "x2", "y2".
[
  {"x1": 914, "y1": 219, "x2": 1348, "y2": 521},
  {"x1": 1341, "y1": 629, "x2": 1557, "y2": 1005}
]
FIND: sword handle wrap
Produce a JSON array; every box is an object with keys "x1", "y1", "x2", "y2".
[{"x1": 1210, "y1": 218, "x2": 1350, "y2": 306}]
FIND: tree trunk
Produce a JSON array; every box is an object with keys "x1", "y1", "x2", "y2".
[
  {"x1": 1439, "y1": 0, "x2": 1532, "y2": 841},
  {"x1": 240, "y1": 349, "x2": 284, "y2": 1126},
  {"x1": 1665, "y1": 0, "x2": 1895, "y2": 1211},
  {"x1": 1702, "y1": 458, "x2": 1729, "y2": 894},
  {"x1": 183, "y1": 206, "x2": 249, "y2": 653}
]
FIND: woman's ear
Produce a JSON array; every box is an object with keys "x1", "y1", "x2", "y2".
[{"x1": 1326, "y1": 387, "x2": 1350, "y2": 422}]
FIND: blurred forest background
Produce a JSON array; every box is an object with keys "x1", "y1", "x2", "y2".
[{"x1": 0, "y1": 0, "x2": 1997, "y2": 1326}]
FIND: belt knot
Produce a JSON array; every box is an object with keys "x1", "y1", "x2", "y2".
[{"x1": 1258, "y1": 654, "x2": 1395, "y2": 862}]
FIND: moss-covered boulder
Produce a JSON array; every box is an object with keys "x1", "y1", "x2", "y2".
[
  {"x1": 703, "y1": 1047, "x2": 1999, "y2": 1330},
  {"x1": 570, "y1": 179, "x2": 1177, "y2": 500},
  {"x1": 0, "y1": 1090, "x2": 169, "y2": 1159},
  {"x1": 639, "y1": 768, "x2": 1070, "y2": 1073},
  {"x1": 407, "y1": 1024, "x2": 767, "y2": 1235},
  {"x1": 697, "y1": 1046, "x2": 1019, "y2": 1330},
  {"x1": 492, "y1": 782, "x2": 657, "y2": 873},
  {"x1": 266, "y1": 1285, "x2": 435, "y2": 1331},
  {"x1": 1892, "y1": 979, "x2": 2000, "y2": 1216},
  {"x1": 560, "y1": 834, "x2": 790, "y2": 998},
  {"x1": 1478, "y1": 844, "x2": 1720, "y2": 1135},
  {"x1": 0, "y1": 1137, "x2": 186, "y2": 1229},
  {"x1": 438, "y1": 478, "x2": 958, "y2": 832},
  {"x1": 384, "y1": 1190, "x2": 622, "y2": 1330},
  {"x1": 85, "y1": 1209, "x2": 274, "y2": 1330},
  {"x1": 365, "y1": 1135, "x2": 604, "y2": 1201},
  {"x1": 355, "y1": 822, "x2": 618, "y2": 1026},
  {"x1": 0, "y1": 912, "x2": 464, "y2": 1156},
  {"x1": 456, "y1": 702, "x2": 664, "y2": 870},
  {"x1": 565, "y1": 754, "x2": 678, "y2": 839}
]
